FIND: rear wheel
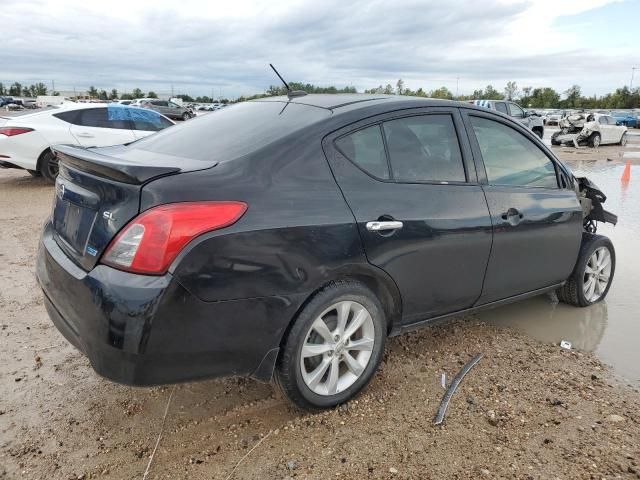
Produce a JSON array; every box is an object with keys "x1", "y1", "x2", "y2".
[
  {"x1": 182, "y1": 112, "x2": 190, "y2": 121},
  {"x1": 551, "y1": 131, "x2": 561, "y2": 146},
  {"x1": 557, "y1": 233, "x2": 615, "y2": 307},
  {"x1": 275, "y1": 281, "x2": 386, "y2": 410},
  {"x1": 38, "y1": 149, "x2": 58, "y2": 182},
  {"x1": 588, "y1": 132, "x2": 601, "y2": 148},
  {"x1": 533, "y1": 128, "x2": 543, "y2": 139}
]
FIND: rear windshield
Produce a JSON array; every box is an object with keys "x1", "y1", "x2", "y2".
[{"x1": 129, "y1": 101, "x2": 331, "y2": 161}]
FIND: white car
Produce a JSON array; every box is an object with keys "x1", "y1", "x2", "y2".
[
  {"x1": 0, "y1": 103, "x2": 174, "y2": 181},
  {"x1": 551, "y1": 113, "x2": 627, "y2": 148}
]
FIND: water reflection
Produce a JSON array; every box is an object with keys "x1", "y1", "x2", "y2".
[{"x1": 476, "y1": 294, "x2": 608, "y2": 352}]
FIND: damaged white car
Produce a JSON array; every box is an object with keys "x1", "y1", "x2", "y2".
[{"x1": 551, "y1": 113, "x2": 627, "y2": 148}]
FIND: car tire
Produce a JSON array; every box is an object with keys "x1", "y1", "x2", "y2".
[
  {"x1": 588, "y1": 132, "x2": 601, "y2": 148},
  {"x1": 557, "y1": 233, "x2": 615, "y2": 307},
  {"x1": 533, "y1": 128, "x2": 543, "y2": 139},
  {"x1": 551, "y1": 131, "x2": 561, "y2": 146},
  {"x1": 275, "y1": 281, "x2": 386, "y2": 410},
  {"x1": 38, "y1": 149, "x2": 58, "y2": 182},
  {"x1": 28, "y1": 169, "x2": 42, "y2": 177},
  {"x1": 182, "y1": 112, "x2": 190, "y2": 121},
  {"x1": 619, "y1": 133, "x2": 628, "y2": 146}
]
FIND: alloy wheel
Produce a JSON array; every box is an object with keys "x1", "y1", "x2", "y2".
[
  {"x1": 47, "y1": 155, "x2": 59, "y2": 178},
  {"x1": 300, "y1": 300, "x2": 375, "y2": 396},
  {"x1": 583, "y1": 246, "x2": 612, "y2": 302}
]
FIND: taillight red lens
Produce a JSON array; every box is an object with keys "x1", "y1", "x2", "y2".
[
  {"x1": 0, "y1": 127, "x2": 34, "y2": 136},
  {"x1": 102, "y1": 201, "x2": 247, "y2": 275}
]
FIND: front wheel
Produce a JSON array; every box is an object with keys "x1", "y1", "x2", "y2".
[
  {"x1": 620, "y1": 132, "x2": 628, "y2": 146},
  {"x1": 275, "y1": 281, "x2": 386, "y2": 410},
  {"x1": 557, "y1": 233, "x2": 615, "y2": 307},
  {"x1": 589, "y1": 132, "x2": 601, "y2": 148},
  {"x1": 182, "y1": 112, "x2": 190, "y2": 121}
]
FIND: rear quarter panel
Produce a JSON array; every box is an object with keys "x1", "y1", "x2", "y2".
[{"x1": 140, "y1": 128, "x2": 374, "y2": 302}]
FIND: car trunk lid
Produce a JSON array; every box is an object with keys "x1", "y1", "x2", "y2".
[{"x1": 51, "y1": 144, "x2": 218, "y2": 270}]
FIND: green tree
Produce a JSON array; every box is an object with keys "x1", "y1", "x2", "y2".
[
  {"x1": 88, "y1": 86, "x2": 98, "y2": 98},
  {"x1": 109, "y1": 88, "x2": 119, "y2": 100},
  {"x1": 33, "y1": 82, "x2": 48, "y2": 95},
  {"x1": 504, "y1": 81, "x2": 518, "y2": 101},
  {"x1": 0, "y1": 82, "x2": 5, "y2": 95},
  {"x1": 98, "y1": 89, "x2": 108, "y2": 100},
  {"x1": 396, "y1": 79, "x2": 405, "y2": 95},
  {"x1": 383, "y1": 84, "x2": 394, "y2": 95},
  {"x1": 22, "y1": 86, "x2": 30, "y2": 97},
  {"x1": 147, "y1": 91, "x2": 158, "y2": 98},
  {"x1": 131, "y1": 88, "x2": 144, "y2": 99},
  {"x1": 429, "y1": 86, "x2": 454, "y2": 100},
  {"x1": 528, "y1": 87, "x2": 560, "y2": 108},
  {"x1": 9, "y1": 82, "x2": 22, "y2": 96},
  {"x1": 563, "y1": 85, "x2": 582, "y2": 108},
  {"x1": 177, "y1": 94, "x2": 194, "y2": 102}
]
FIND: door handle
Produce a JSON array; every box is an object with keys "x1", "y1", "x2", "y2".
[
  {"x1": 501, "y1": 208, "x2": 524, "y2": 225},
  {"x1": 76, "y1": 132, "x2": 94, "y2": 138},
  {"x1": 366, "y1": 221, "x2": 404, "y2": 232}
]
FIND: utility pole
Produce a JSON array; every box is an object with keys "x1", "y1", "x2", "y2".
[
  {"x1": 631, "y1": 67, "x2": 638, "y2": 90},
  {"x1": 51, "y1": 80, "x2": 55, "y2": 94},
  {"x1": 455, "y1": 77, "x2": 460, "y2": 99}
]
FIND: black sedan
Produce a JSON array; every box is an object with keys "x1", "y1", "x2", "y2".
[{"x1": 37, "y1": 94, "x2": 616, "y2": 410}]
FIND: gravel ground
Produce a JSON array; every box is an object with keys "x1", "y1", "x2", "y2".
[{"x1": 1, "y1": 141, "x2": 639, "y2": 479}]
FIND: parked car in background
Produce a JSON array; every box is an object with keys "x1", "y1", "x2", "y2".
[
  {"x1": 139, "y1": 99, "x2": 194, "y2": 120},
  {"x1": 0, "y1": 96, "x2": 17, "y2": 107},
  {"x1": 610, "y1": 111, "x2": 637, "y2": 128},
  {"x1": 117, "y1": 100, "x2": 133, "y2": 105},
  {"x1": 37, "y1": 94, "x2": 616, "y2": 410},
  {"x1": 546, "y1": 110, "x2": 562, "y2": 126},
  {"x1": 470, "y1": 100, "x2": 544, "y2": 138},
  {"x1": 551, "y1": 113, "x2": 627, "y2": 147},
  {"x1": 0, "y1": 103, "x2": 174, "y2": 180}
]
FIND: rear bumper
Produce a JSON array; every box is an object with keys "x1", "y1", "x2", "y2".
[{"x1": 36, "y1": 222, "x2": 302, "y2": 385}]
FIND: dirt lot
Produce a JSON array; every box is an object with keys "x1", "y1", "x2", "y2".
[{"x1": 1, "y1": 141, "x2": 640, "y2": 479}]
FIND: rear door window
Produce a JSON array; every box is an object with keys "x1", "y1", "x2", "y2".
[
  {"x1": 495, "y1": 102, "x2": 508, "y2": 114},
  {"x1": 55, "y1": 108, "x2": 131, "y2": 130},
  {"x1": 335, "y1": 125, "x2": 390, "y2": 179},
  {"x1": 382, "y1": 115, "x2": 466, "y2": 183},
  {"x1": 469, "y1": 116, "x2": 558, "y2": 189}
]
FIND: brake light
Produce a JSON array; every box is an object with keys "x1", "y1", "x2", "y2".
[
  {"x1": 0, "y1": 127, "x2": 34, "y2": 136},
  {"x1": 102, "y1": 201, "x2": 247, "y2": 275}
]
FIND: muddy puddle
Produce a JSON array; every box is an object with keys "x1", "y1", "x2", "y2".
[{"x1": 477, "y1": 132, "x2": 640, "y2": 386}]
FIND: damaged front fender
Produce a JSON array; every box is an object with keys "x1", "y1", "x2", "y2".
[{"x1": 577, "y1": 176, "x2": 618, "y2": 232}]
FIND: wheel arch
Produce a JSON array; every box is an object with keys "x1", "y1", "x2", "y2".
[
  {"x1": 278, "y1": 266, "x2": 403, "y2": 351},
  {"x1": 532, "y1": 126, "x2": 544, "y2": 138},
  {"x1": 35, "y1": 147, "x2": 53, "y2": 172}
]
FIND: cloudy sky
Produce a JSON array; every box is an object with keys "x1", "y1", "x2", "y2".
[{"x1": 2, "y1": 0, "x2": 638, "y2": 98}]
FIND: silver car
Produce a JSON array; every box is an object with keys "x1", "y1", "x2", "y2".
[{"x1": 140, "y1": 99, "x2": 194, "y2": 121}]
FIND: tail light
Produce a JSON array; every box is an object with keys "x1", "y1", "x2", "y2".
[
  {"x1": 0, "y1": 127, "x2": 34, "y2": 136},
  {"x1": 102, "y1": 201, "x2": 247, "y2": 275}
]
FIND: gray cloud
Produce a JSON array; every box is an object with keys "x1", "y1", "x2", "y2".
[{"x1": 1, "y1": 0, "x2": 635, "y2": 97}]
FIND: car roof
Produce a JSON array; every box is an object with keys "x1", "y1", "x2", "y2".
[{"x1": 253, "y1": 93, "x2": 468, "y2": 112}]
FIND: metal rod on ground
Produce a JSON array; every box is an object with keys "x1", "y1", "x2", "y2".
[
  {"x1": 142, "y1": 386, "x2": 176, "y2": 480},
  {"x1": 433, "y1": 353, "x2": 483, "y2": 426}
]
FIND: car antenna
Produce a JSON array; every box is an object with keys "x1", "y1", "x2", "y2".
[{"x1": 269, "y1": 64, "x2": 307, "y2": 99}]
